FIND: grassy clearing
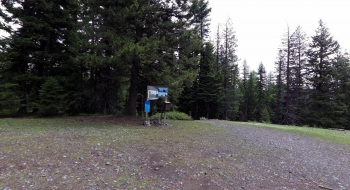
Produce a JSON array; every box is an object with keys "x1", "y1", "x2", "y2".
[
  {"x1": 231, "y1": 121, "x2": 350, "y2": 145},
  {"x1": 0, "y1": 117, "x2": 229, "y2": 189}
]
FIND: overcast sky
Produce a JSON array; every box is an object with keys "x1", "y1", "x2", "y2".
[{"x1": 209, "y1": 0, "x2": 350, "y2": 73}]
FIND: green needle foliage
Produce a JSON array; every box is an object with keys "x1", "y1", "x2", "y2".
[{"x1": 37, "y1": 77, "x2": 67, "y2": 116}]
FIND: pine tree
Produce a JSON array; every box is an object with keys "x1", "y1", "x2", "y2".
[
  {"x1": 329, "y1": 52, "x2": 350, "y2": 128},
  {"x1": 220, "y1": 18, "x2": 238, "y2": 120},
  {"x1": 306, "y1": 20, "x2": 340, "y2": 127},
  {"x1": 0, "y1": 0, "x2": 78, "y2": 115},
  {"x1": 189, "y1": 0, "x2": 211, "y2": 41},
  {"x1": 282, "y1": 26, "x2": 293, "y2": 125},
  {"x1": 246, "y1": 71, "x2": 258, "y2": 121},
  {"x1": 255, "y1": 62, "x2": 267, "y2": 122},
  {"x1": 37, "y1": 77, "x2": 67, "y2": 116},
  {"x1": 238, "y1": 60, "x2": 250, "y2": 121},
  {"x1": 197, "y1": 42, "x2": 223, "y2": 119},
  {"x1": 265, "y1": 71, "x2": 277, "y2": 123},
  {"x1": 260, "y1": 107, "x2": 271, "y2": 123},
  {"x1": 122, "y1": 0, "x2": 203, "y2": 116},
  {"x1": 275, "y1": 50, "x2": 286, "y2": 124},
  {"x1": 0, "y1": 76, "x2": 20, "y2": 114},
  {"x1": 73, "y1": 0, "x2": 131, "y2": 114},
  {"x1": 289, "y1": 26, "x2": 308, "y2": 125}
]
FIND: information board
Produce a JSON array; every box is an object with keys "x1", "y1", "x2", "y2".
[{"x1": 147, "y1": 86, "x2": 168, "y2": 100}]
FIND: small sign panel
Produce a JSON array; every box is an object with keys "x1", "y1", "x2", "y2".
[
  {"x1": 147, "y1": 86, "x2": 168, "y2": 100},
  {"x1": 158, "y1": 87, "x2": 168, "y2": 98},
  {"x1": 145, "y1": 100, "x2": 150, "y2": 113}
]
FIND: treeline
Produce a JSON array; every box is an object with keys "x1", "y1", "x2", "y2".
[
  {"x1": 179, "y1": 17, "x2": 350, "y2": 129},
  {"x1": 0, "y1": 1, "x2": 349, "y2": 129},
  {"x1": 0, "y1": 0, "x2": 207, "y2": 116},
  {"x1": 189, "y1": 20, "x2": 349, "y2": 130}
]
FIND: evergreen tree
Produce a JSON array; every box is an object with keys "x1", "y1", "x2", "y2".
[
  {"x1": 238, "y1": 60, "x2": 250, "y2": 121},
  {"x1": 246, "y1": 71, "x2": 258, "y2": 121},
  {"x1": 275, "y1": 50, "x2": 286, "y2": 124},
  {"x1": 260, "y1": 107, "x2": 271, "y2": 123},
  {"x1": 197, "y1": 43, "x2": 223, "y2": 119},
  {"x1": 178, "y1": 0, "x2": 211, "y2": 119},
  {"x1": 289, "y1": 26, "x2": 308, "y2": 125},
  {"x1": 282, "y1": 26, "x2": 293, "y2": 125},
  {"x1": 265, "y1": 71, "x2": 277, "y2": 123},
  {"x1": 0, "y1": 0, "x2": 78, "y2": 114},
  {"x1": 37, "y1": 77, "x2": 67, "y2": 116},
  {"x1": 73, "y1": 0, "x2": 131, "y2": 114},
  {"x1": 0, "y1": 76, "x2": 20, "y2": 113},
  {"x1": 214, "y1": 24, "x2": 221, "y2": 71},
  {"x1": 329, "y1": 51, "x2": 350, "y2": 129},
  {"x1": 306, "y1": 20, "x2": 341, "y2": 127},
  {"x1": 255, "y1": 62, "x2": 267, "y2": 122},
  {"x1": 220, "y1": 18, "x2": 238, "y2": 120},
  {"x1": 189, "y1": 0, "x2": 211, "y2": 41}
]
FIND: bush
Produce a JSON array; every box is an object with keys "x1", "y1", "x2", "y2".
[{"x1": 151, "y1": 111, "x2": 192, "y2": 120}]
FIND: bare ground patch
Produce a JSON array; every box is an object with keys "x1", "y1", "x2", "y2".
[{"x1": 0, "y1": 117, "x2": 349, "y2": 189}]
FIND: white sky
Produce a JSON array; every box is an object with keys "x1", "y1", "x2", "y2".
[{"x1": 209, "y1": 0, "x2": 350, "y2": 73}]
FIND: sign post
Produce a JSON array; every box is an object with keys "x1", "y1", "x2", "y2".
[{"x1": 145, "y1": 85, "x2": 171, "y2": 126}]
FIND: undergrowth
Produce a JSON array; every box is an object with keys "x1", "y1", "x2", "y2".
[{"x1": 151, "y1": 111, "x2": 192, "y2": 120}]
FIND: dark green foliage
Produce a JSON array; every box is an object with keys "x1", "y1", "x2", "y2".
[
  {"x1": 265, "y1": 72, "x2": 277, "y2": 123},
  {"x1": 260, "y1": 107, "x2": 271, "y2": 123},
  {"x1": 123, "y1": 0, "x2": 202, "y2": 116},
  {"x1": 220, "y1": 18, "x2": 239, "y2": 120},
  {"x1": 255, "y1": 63, "x2": 267, "y2": 122},
  {"x1": 0, "y1": 0, "x2": 202, "y2": 116},
  {"x1": 246, "y1": 71, "x2": 258, "y2": 121},
  {"x1": 306, "y1": 20, "x2": 342, "y2": 128},
  {"x1": 37, "y1": 77, "x2": 67, "y2": 116},
  {"x1": 189, "y1": 0, "x2": 211, "y2": 40},
  {"x1": 0, "y1": 0, "x2": 79, "y2": 114},
  {"x1": 328, "y1": 52, "x2": 350, "y2": 129},
  {"x1": 238, "y1": 60, "x2": 250, "y2": 121},
  {"x1": 0, "y1": 80, "x2": 20, "y2": 114},
  {"x1": 151, "y1": 111, "x2": 192, "y2": 120},
  {"x1": 197, "y1": 43, "x2": 223, "y2": 119}
]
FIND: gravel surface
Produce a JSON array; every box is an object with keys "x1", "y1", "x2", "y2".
[
  {"x1": 202, "y1": 120, "x2": 350, "y2": 190},
  {"x1": 1, "y1": 118, "x2": 349, "y2": 189}
]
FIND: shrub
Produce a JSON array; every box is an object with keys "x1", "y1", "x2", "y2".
[{"x1": 151, "y1": 111, "x2": 192, "y2": 120}]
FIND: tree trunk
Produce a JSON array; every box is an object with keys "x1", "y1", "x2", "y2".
[
  {"x1": 17, "y1": 95, "x2": 27, "y2": 115},
  {"x1": 124, "y1": 58, "x2": 140, "y2": 116}
]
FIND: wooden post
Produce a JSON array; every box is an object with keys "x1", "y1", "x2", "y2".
[
  {"x1": 164, "y1": 111, "x2": 166, "y2": 126},
  {"x1": 164, "y1": 98, "x2": 168, "y2": 126}
]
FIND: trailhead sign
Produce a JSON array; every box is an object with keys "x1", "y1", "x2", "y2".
[{"x1": 147, "y1": 86, "x2": 168, "y2": 100}]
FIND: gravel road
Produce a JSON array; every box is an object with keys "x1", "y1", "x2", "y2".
[{"x1": 201, "y1": 120, "x2": 350, "y2": 190}]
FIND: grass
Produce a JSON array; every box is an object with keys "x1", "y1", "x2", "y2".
[
  {"x1": 1, "y1": 116, "x2": 349, "y2": 189},
  {"x1": 231, "y1": 121, "x2": 350, "y2": 145},
  {"x1": 0, "y1": 116, "x2": 226, "y2": 189}
]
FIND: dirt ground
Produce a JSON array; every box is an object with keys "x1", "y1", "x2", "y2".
[
  {"x1": 202, "y1": 120, "x2": 350, "y2": 190},
  {"x1": 0, "y1": 117, "x2": 349, "y2": 189}
]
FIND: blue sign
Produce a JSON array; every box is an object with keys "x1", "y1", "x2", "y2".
[
  {"x1": 147, "y1": 86, "x2": 168, "y2": 100},
  {"x1": 145, "y1": 100, "x2": 150, "y2": 113}
]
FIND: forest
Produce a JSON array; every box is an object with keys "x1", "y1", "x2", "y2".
[{"x1": 0, "y1": 0, "x2": 349, "y2": 129}]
